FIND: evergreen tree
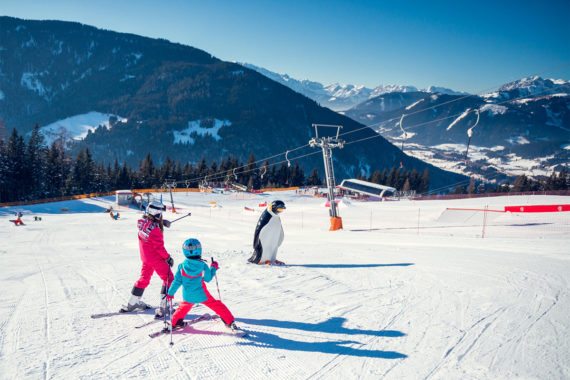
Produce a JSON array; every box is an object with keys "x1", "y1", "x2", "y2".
[
  {"x1": 118, "y1": 161, "x2": 132, "y2": 189},
  {"x1": 139, "y1": 153, "x2": 156, "y2": 188},
  {"x1": 453, "y1": 185, "x2": 467, "y2": 194},
  {"x1": 44, "y1": 142, "x2": 67, "y2": 198},
  {"x1": 26, "y1": 124, "x2": 47, "y2": 199},
  {"x1": 409, "y1": 169, "x2": 420, "y2": 191},
  {"x1": 68, "y1": 148, "x2": 95, "y2": 194},
  {"x1": 420, "y1": 169, "x2": 431, "y2": 193},
  {"x1": 467, "y1": 177, "x2": 476, "y2": 194},
  {"x1": 0, "y1": 138, "x2": 8, "y2": 202},
  {"x1": 387, "y1": 167, "x2": 397, "y2": 188},
  {"x1": 512, "y1": 175, "x2": 529, "y2": 192},
  {"x1": 5, "y1": 129, "x2": 27, "y2": 201},
  {"x1": 306, "y1": 169, "x2": 322, "y2": 186},
  {"x1": 370, "y1": 170, "x2": 382, "y2": 184},
  {"x1": 290, "y1": 163, "x2": 305, "y2": 186},
  {"x1": 402, "y1": 178, "x2": 411, "y2": 192}
]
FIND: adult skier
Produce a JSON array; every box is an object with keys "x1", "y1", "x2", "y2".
[
  {"x1": 167, "y1": 238, "x2": 243, "y2": 334},
  {"x1": 120, "y1": 202, "x2": 174, "y2": 318},
  {"x1": 248, "y1": 200, "x2": 286, "y2": 265}
]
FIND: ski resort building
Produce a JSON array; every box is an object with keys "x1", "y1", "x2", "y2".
[
  {"x1": 338, "y1": 179, "x2": 396, "y2": 199},
  {"x1": 115, "y1": 190, "x2": 133, "y2": 206}
]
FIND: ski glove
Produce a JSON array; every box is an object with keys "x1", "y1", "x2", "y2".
[
  {"x1": 211, "y1": 261, "x2": 219, "y2": 270},
  {"x1": 166, "y1": 256, "x2": 174, "y2": 267},
  {"x1": 162, "y1": 219, "x2": 171, "y2": 228}
]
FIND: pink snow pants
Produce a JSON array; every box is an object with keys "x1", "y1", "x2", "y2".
[
  {"x1": 171, "y1": 282, "x2": 235, "y2": 326},
  {"x1": 134, "y1": 260, "x2": 174, "y2": 290}
]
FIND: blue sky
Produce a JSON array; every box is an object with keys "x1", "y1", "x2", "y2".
[{"x1": 2, "y1": 0, "x2": 570, "y2": 93}]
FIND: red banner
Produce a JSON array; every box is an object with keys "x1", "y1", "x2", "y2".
[{"x1": 504, "y1": 204, "x2": 570, "y2": 213}]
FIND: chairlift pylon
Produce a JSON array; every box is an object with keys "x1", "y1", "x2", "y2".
[{"x1": 398, "y1": 114, "x2": 408, "y2": 152}]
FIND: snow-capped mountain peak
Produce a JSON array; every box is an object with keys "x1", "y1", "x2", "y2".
[
  {"x1": 239, "y1": 62, "x2": 467, "y2": 111},
  {"x1": 424, "y1": 86, "x2": 469, "y2": 96},
  {"x1": 498, "y1": 76, "x2": 570, "y2": 95}
]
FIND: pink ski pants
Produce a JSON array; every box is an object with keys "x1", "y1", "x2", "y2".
[
  {"x1": 171, "y1": 282, "x2": 235, "y2": 326},
  {"x1": 134, "y1": 260, "x2": 174, "y2": 290}
]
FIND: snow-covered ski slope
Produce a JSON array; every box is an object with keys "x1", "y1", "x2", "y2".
[{"x1": 1, "y1": 192, "x2": 569, "y2": 379}]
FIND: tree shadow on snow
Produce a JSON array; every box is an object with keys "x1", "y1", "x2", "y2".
[
  {"x1": 237, "y1": 316, "x2": 407, "y2": 359},
  {"x1": 286, "y1": 263, "x2": 414, "y2": 269}
]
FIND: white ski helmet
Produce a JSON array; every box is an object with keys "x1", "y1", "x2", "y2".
[{"x1": 146, "y1": 202, "x2": 166, "y2": 218}]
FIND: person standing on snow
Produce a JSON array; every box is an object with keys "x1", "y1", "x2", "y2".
[
  {"x1": 248, "y1": 200, "x2": 286, "y2": 265},
  {"x1": 121, "y1": 202, "x2": 174, "y2": 318},
  {"x1": 166, "y1": 238, "x2": 243, "y2": 334}
]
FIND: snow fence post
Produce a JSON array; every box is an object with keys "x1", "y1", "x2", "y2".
[
  {"x1": 417, "y1": 208, "x2": 421, "y2": 235},
  {"x1": 482, "y1": 205, "x2": 489, "y2": 239}
]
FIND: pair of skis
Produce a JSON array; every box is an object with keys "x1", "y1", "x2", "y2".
[
  {"x1": 148, "y1": 313, "x2": 219, "y2": 338},
  {"x1": 148, "y1": 314, "x2": 247, "y2": 338},
  {"x1": 91, "y1": 310, "x2": 246, "y2": 338}
]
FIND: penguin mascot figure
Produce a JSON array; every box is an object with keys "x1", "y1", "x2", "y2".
[{"x1": 248, "y1": 200, "x2": 286, "y2": 265}]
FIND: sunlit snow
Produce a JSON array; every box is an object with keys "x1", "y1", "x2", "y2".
[
  {"x1": 479, "y1": 104, "x2": 507, "y2": 115},
  {"x1": 446, "y1": 109, "x2": 471, "y2": 130},
  {"x1": 40, "y1": 112, "x2": 127, "y2": 145},
  {"x1": 0, "y1": 192, "x2": 568, "y2": 379}
]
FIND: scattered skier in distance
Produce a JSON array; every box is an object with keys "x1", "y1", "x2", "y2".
[
  {"x1": 248, "y1": 200, "x2": 286, "y2": 265},
  {"x1": 10, "y1": 212, "x2": 25, "y2": 226},
  {"x1": 167, "y1": 238, "x2": 243, "y2": 334},
  {"x1": 120, "y1": 202, "x2": 174, "y2": 318}
]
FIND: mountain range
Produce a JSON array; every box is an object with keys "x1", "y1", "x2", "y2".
[
  {"x1": 0, "y1": 16, "x2": 466, "y2": 190},
  {"x1": 242, "y1": 64, "x2": 569, "y2": 181},
  {"x1": 345, "y1": 77, "x2": 570, "y2": 180},
  {"x1": 240, "y1": 63, "x2": 469, "y2": 112}
]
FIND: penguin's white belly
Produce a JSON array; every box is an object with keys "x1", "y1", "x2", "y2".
[{"x1": 258, "y1": 217, "x2": 283, "y2": 262}]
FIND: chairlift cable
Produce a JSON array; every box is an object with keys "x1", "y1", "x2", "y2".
[{"x1": 170, "y1": 74, "x2": 568, "y2": 188}]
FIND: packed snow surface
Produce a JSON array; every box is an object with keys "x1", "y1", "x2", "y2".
[{"x1": 1, "y1": 192, "x2": 569, "y2": 379}]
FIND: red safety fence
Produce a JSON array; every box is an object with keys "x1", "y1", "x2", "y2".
[
  {"x1": 504, "y1": 204, "x2": 570, "y2": 213},
  {"x1": 413, "y1": 190, "x2": 570, "y2": 201}
]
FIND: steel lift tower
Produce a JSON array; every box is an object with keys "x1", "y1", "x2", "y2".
[{"x1": 309, "y1": 124, "x2": 345, "y2": 231}]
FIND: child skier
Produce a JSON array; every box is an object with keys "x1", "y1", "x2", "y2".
[
  {"x1": 166, "y1": 238, "x2": 243, "y2": 334},
  {"x1": 120, "y1": 202, "x2": 174, "y2": 318}
]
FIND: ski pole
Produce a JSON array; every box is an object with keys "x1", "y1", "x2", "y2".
[
  {"x1": 211, "y1": 256, "x2": 222, "y2": 301},
  {"x1": 163, "y1": 271, "x2": 170, "y2": 332},
  {"x1": 163, "y1": 212, "x2": 191, "y2": 228},
  {"x1": 169, "y1": 297, "x2": 174, "y2": 346}
]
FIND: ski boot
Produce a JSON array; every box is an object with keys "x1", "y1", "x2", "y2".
[
  {"x1": 226, "y1": 321, "x2": 246, "y2": 336},
  {"x1": 120, "y1": 295, "x2": 151, "y2": 313},
  {"x1": 154, "y1": 296, "x2": 168, "y2": 319},
  {"x1": 173, "y1": 319, "x2": 186, "y2": 329}
]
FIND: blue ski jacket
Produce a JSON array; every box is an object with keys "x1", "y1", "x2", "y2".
[{"x1": 167, "y1": 258, "x2": 217, "y2": 303}]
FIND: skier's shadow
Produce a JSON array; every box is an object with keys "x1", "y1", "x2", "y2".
[
  {"x1": 286, "y1": 263, "x2": 414, "y2": 269},
  {"x1": 237, "y1": 316, "x2": 407, "y2": 359}
]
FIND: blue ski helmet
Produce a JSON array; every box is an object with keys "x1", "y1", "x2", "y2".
[{"x1": 182, "y1": 238, "x2": 202, "y2": 258}]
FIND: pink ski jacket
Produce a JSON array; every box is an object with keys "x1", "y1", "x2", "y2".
[{"x1": 137, "y1": 218, "x2": 169, "y2": 263}]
